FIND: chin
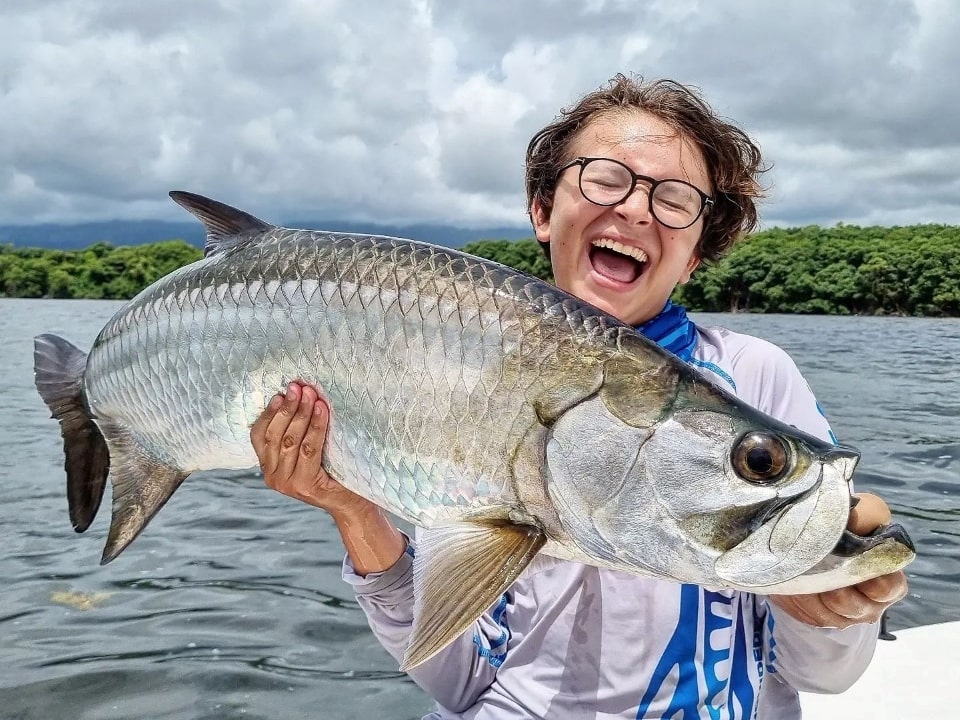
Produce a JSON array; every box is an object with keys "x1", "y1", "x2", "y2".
[{"x1": 585, "y1": 294, "x2": 635, "y2": 324}]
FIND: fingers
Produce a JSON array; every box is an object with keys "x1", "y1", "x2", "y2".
[
  {"x1": 770, "y1": 570, "x2": 909, "y2": 628},
  {"x1": 302, "y1": 394, "x2": 330, "y2": 468},
  {"x1": 855, "y1": 570, "x2": 909, "y2": 605},
  {"x1": 277, "y1": 390, "x2": 330, "y2": 498},
  {"x1": 770, "y1": 592, "x2": 840, "y2": 627},
  {"x1": 257, "y1": 382, "x2": 304, "y2": 476},
  {"x1": 274, "y1": 384, "x2": 319, "y2": 482},
  {"x1": 250, "y1": 392, "x2": 285, "y2": 474},
  {"x1": 770, "y1": 589, "x2": 872, "y2": 628},
  {"x1": 818, "y1": 586, "x2": 886, "y2": 626},
  {"x1": 250, "y1": 382, "x2": 329, "y2": 480},
  {"x1": 848, "y1": 492, "x2": 893, "y2": 535}
]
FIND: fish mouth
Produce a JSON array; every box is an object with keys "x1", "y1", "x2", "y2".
[
  {"x1": 832, "y1": 522, "x2": 916, "y2": 557},
  {"x1": 761, "y1": 522, "x2": 916, "y2": 595},
  {"x1": 713, "y1": 453, "x2": 854, "y2": 589}
]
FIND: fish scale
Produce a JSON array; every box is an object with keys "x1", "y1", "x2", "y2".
[
  {"x1": 33, "y1": 191, "x2": 915, "y2": 671},
  {"x1": 87, "y1": 227, "x2": 548, "y2": 527}
]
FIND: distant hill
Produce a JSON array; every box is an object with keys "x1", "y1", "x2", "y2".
[{"x1": 0, "y1": 219, "x2": 533, "y2": 251}]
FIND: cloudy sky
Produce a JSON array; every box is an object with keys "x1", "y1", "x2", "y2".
[{"x1": 3, "y1": 0, "x2": 958, "y2": 231}]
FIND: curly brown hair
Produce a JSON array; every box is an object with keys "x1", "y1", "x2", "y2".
[{"x1": 525, "y1": 74, "x2": 767, "y2": 263}]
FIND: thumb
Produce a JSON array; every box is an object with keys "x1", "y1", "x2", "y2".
[{"x1": 847, "y1": 492, "x2": 893, "y2": 535}]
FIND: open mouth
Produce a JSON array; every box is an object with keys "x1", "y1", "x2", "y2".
[
  {"x1": 831, "y1": 523, "x2": 917, "y2": 557},
  {"x1": 589, "y1": 239, "x2": 649, "y2": 284}
]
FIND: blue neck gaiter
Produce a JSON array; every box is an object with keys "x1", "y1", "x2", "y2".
[{"x1": 636, "y1": 301, "x2": 698, "y2": 362}]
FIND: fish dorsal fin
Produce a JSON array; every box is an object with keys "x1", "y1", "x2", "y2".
[
  {"x1": 401, "y1": 520, "x2": 545, "y2": 671},
  {"x1": 169, "y1": 191, "x2": 275, "y2": 256}
]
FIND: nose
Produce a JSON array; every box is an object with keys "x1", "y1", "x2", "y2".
[{"x1": 614, "y1": 185, "x2": 654, "y2": 225}]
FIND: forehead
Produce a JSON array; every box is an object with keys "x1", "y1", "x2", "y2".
[{"x1": 569, "y1": 110, "x2": 710, "y2": 187}]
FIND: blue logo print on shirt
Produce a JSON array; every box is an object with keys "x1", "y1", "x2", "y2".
[{"x1": 636, "y1": 585, "x2": 763, "y2": 719}]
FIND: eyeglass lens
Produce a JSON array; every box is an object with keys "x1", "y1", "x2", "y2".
[{"x1": 579, "y1": 159, "x2": 704, "y2": 228}]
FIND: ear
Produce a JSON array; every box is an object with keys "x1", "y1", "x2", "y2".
[
  {"x1": 679, "y1": 254, "x2": 701, "y2": 284},
  {"x1": 531, "y1": 197, "x2": 551, "y2": 244}
]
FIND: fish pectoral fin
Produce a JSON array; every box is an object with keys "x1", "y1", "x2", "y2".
[
  {"x1": 401, "y1": 520, "x2": 545, "y2": 672},
  {"x1": 98, "y1": 420, "x2": 190, "y2": 565}
]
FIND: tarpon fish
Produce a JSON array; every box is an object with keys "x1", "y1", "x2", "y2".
[{"x1": 34, "y1": 191, "x2": 915, "y2": 670}]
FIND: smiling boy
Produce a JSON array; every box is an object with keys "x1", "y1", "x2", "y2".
[{"x1": 251, "y1": 75, "x2": 906, "y2": 719}]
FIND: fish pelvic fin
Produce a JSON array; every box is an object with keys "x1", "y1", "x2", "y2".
[
  {"x1": 168, "y1": 191, "x2": 275, "y2": 257},
  {"x1": 97, "y1": 420, "x2": 190, "y2": 565},
  {"x1": 401, "y1": 520, "x2": 545, "y2": 672},
  {"x1": 33, "y1": 333, "x2": 109, "y2": 533}
]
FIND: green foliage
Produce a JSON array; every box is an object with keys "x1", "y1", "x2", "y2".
[
  {"x1": 0, "y1": 240, "x2": 202, "y2": 300},
  {"x1": 462, "y1": 238, "x2": 554, "y2": 283},
  {"x1": 464, "y1": 228, "x2": 960, "y2": 317},
  {"x1": 3, "y1": 226, "x2": 959, "y2": 318},
  {"x1": 673, "y1": 224, "x2": 960, "y2": 316}
]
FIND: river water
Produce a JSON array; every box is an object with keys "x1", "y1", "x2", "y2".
[{"x1": 1, "y1": 298, "x2": 957, "y2": 719}]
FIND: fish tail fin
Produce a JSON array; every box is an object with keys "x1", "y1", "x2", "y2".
[
  {"x1": 33, "y1": 333, "x2": 109, "y2": 533},
  {"x1": 97, "y1": 420, "x2": 190, "y2": 565}
]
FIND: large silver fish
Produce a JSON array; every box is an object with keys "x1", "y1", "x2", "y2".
[{"x1": 34, "y1": 192, "x2": 914, "y2": 670}]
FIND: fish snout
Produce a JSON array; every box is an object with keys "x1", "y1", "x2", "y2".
[{"x1": 821, "y1": 444, "x2": 860, "y2": 484}]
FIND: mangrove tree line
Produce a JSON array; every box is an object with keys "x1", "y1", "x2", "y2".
[
  {"x1": 0, "y1": 241, "x2": 202, "y2": 299},
  {"x1": 1, "y1": 224, "x2": 958, "y2": 316}
]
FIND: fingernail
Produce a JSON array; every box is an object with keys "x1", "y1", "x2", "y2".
[{"x1": 268, "y1": 395, "x2": 283, "y2": 410}]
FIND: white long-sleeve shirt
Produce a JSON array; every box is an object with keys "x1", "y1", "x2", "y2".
[{"x1": 342, "y1": 325, "x2": 879, "y2": 719}]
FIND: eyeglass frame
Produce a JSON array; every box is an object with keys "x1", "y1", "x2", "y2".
[{"x1": 558, "y1": 156, "x2": 715, "y2": 230}]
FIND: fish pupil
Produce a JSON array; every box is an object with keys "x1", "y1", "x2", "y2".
[{"x1": 746, "y1": 447, "x2": 774, "y2": 475}]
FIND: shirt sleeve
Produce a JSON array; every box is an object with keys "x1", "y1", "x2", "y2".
[
  {"x1": 341, "y1": 534, "x2": 514, "y2": 713},
  {"x1": 757, "y1": 599, "x2": 879, "y2": 694},
  {"x1": 729, "y1": 336, "x2": 881, "y2": 694}
]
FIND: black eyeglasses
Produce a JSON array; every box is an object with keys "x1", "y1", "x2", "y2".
[{"x1": 559, "y1": 156, "x2": 714, "y2": 230}]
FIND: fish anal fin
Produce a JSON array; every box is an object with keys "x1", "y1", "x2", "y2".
[
  {"x1": 33, "y1": 333, "x2": 109, "y2": 532},
  {"x1": 168, "y1": 191, "x2": 275, "y2": 257},
  {"x1": 98, "y1": 420, "x2": 190, "y2": 565},
  {"x1": 401, "y1": 521, "x2": 545, "y2": 671}
]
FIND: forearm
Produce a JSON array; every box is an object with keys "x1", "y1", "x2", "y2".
[{"x1": 331, "y1": 501, "x2": 406, "y2": 576}]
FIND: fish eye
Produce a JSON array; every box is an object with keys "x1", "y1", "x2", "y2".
[{"x1": 732, "y1": 432, "x2": 790, "y2": 484}]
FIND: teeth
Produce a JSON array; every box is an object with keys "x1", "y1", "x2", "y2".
[{"x1": 591, "y1": 238, "x2": 648, "y2": 263}]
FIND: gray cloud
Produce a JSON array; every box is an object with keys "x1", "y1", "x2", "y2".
[{"x1": 2, "y1": 0, "x2": 958, "y2": 229}]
